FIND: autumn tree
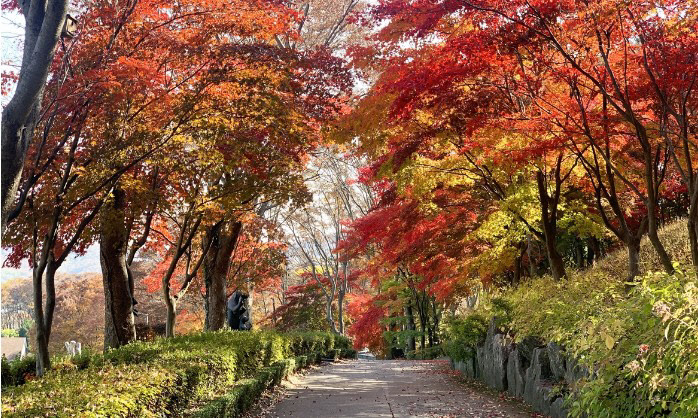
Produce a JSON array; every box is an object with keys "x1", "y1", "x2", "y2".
[{"x1": 1, "y1": 0, "x2": 69, "y2": 234}]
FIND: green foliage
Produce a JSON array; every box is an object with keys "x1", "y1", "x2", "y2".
[
  {"x1": 442, "y1": 314, "x2": 488, "y2": 363},
  {"x1": 2, "y1": 329, "x2": 19, "y2": 337},
  {"x1": 1, "y1": 355, "x2": 36, "y2": 387},
  {"x1": 406, "y1": 345, "x2": 444, "y2": 360},
  {"x1": 567, "y1": 270, "x2": 698, "y2": 418},
  {"x1": 194, "y1": 348, "x2": 356, "y2": 418},
  {"x1": 1, "y1": 331, "x2": 352, "y2": 417},
  {"x1": 443, "y1": 265, "x2": 698, "y2": 418}
]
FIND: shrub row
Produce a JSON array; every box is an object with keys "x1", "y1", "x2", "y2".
[
  {"x1": 1, "y1": 330, "x2": 351, "y2": 417},
  {"x1": 193, "y1": 348, "x2": 356, "y2": 418}
]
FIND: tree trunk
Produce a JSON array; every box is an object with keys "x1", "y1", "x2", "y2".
[
  {"x1": 640, "y1": 125, "x2": 674, "y2": 275},
  {"x1": 536, "y1": 170, "x2": 567, "y2": 280},
  {"x1": 1, "y1": 0, "x2": 69, "y2": 235},
  {"x1": 405, "y1": 301, "x2": 416, "y2": 352},
  {"x1": 325, "y1": 296, "x2": 338, "y2": 333},
  {"x1": 647, "y1": 205, "x2": 674, "y2": 274},
  {"x1": 575, "y1": 239, "x2": 584, "y2": 268},
  {"x1": 337, "y1": 289, "x2": 345, "y2": 335},
  {"x1": 586, "y1": 237, "x2": 599, "y2": 266},
  {"x1": 100, "y1": 187, "x2": 136, "y2": 349},
  {"x1": 203, "y1": 220, "x2": 242, "y2": 331},
  {"x1": 32, "y1": 261, "x2": 50, "y2": 376},
  {"x1": 626, "y1": 238, "x2": 642, "y2": 282},
  {"x1": 431, "y1": 297, "x2": 440, "y2": 345},
  {"x1": 1, "y1": 106, "x2": 35, "y2": 234},
  {"x1": 165, "y1": 297, "x2": 176, "y2": 338}
]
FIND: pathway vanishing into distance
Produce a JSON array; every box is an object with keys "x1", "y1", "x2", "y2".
[{"x1": 253, "y1": 359, "x2": 537, "y2": 418}]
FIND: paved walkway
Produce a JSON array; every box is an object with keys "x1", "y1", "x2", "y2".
[{"x1": 256, "y1": 359, "x2": 536, "y2": 418}]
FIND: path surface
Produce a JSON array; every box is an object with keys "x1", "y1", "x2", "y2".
[{"x1": 254, "y1": 359, "x2": 537, "y2": 418}]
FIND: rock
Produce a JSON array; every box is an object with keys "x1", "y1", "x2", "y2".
[
  {"x1": 453, "y1": 356, "x2": 478, "y2": 379},
  {"x1": 506, "y1": 349, "x2": 526, "y2": 398},
  {"x1": 564, "y1": 355, "x2": 589, "y2": 386},
  {"x1": 476, "y1": 318, "x2": 513, "y2": 391},
  {"x1": 524, "y1": 347, "x2": 554, "y2": 415},
  {"x1": 518, "y1": 336, "x2": 545, "y2": 363},
  {"x1": 547, "y1": 342, "x2": 566, "y2": 380},
  {"x1": 550, "y1": 396, "x2": 568, "y2": 418}
]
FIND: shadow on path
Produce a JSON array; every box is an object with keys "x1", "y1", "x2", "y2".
[{"x1": 258, "y1": 359, "x2": 538, "y2": 417}]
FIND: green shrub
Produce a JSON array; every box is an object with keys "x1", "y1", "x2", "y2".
[
  {"x1": 406, "y1": 345, "x2": 444, "y2": 360},
  {"x1": 1, "y1": 330, "x2": 352, "y2": 417},
  {"x1": 443, "y1": 266, "x2": 698, "y2": 418},
  {"x1": 567, "y1": 270, "x2": 698, "y2": 417},
  {"x1": 194, "y1": 355, "x2": 320, "y2": 418},
  {"x1": 1, "y1": 355, "x2": 36, "y2": 387},
  {"x1": 2, "y1": 329, "x2": 19, "y2": 337}
]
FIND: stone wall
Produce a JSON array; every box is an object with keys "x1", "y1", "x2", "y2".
[{"x1": 450, "y1": 318, "x2": 588, "y2": 418}]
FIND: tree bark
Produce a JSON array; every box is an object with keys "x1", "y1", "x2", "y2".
[
  {"x1": 536, "y1": 169, "x2": 567, "y2": 280},
  {"x1": 405, "y1": 301, "x2": 416, "y2": 352},
  {"x1": 99, "y1": 187, "x2": 136, "y2": 349},
  {"x1": 165, "y1": 297, "x2": 176, "y2": 338},
  {"x1": 1, "y1": 0, "x2": 69, "y2": 234},
  {"x1": 643, "y1": 147, "x2": 674, "y2": 274},
  {"x1": 626, "y1": 237, "x2": 641, "y2": 281},
  {"x1": 337, "y1": 290, "x2": 345, "y2": 335},
  {"x1": 203, "y1": 219, "x2": 242, "y2": 331},
  {"x1": 325, "y1": 296, "x2": 338, "y2": 333},
  {"x1": 429, "y1": 296, "x2": 440, "y2": 346}
]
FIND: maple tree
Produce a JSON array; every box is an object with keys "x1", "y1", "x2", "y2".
[{"x1": 1, "y1": 0, "x2": 69, "y2": 234}]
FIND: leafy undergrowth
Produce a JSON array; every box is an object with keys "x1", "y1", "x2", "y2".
[
  {"x1": 444, "y1": 221, "x2": 698, "y2": 417},
  {"x1": 1, "y1": 330, "x2": 353, "y2": 417}
]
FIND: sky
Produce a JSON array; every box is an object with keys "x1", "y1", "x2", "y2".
[
  {"x1": 1, "y1": 10, "x2": 102, "y2": 282},
  {"x1": 1, "y1": 245, "x2": 102, "y2": 282}
]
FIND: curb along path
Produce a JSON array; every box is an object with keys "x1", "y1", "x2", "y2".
[{"x1": 255, "y1": 359, "x2": 538, "y2": 417}]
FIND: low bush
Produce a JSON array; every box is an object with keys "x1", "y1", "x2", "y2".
[
  {"x1": 1, "y1": 355, "x2": 36, "y2": 387},
  {"x1": 194, "y1": 348, "x2": 357, "y2": 418},
  {"x1": 1, "y1": 330, "x2": 352, "y2": 417},
  {"x1": 406, "y1": 345, "x2": 444, "y2": 360}
]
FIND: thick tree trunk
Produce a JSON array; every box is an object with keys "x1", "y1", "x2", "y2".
[
  {"x1": 203, "y1": 220, "x2": 242, "y2": 331},
  {"x1": 1, "y1": 108, "x2": 34, "y2": 233},
  {"x1": 626, "y1": 238, "x2": 642, "y2": 281},
  {"x1": 100, "y1": 188, "x2": 136, "y2": 349}
]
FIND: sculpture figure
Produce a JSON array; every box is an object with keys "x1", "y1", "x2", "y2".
[{"x1": 227, "y1": 290, "x2": 252, "y2": 330}]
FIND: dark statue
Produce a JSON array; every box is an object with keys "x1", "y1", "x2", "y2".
[{"x1": 227, "y1": 290, "x2": 252, "y2": 330}]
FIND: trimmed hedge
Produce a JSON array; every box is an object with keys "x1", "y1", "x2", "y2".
[
  {"x1": 1, "y1": 331, "x2": 351, "y2": 417},
  {"x1": 193, "y1": 348, "x2": 357, "y2": 418}
]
